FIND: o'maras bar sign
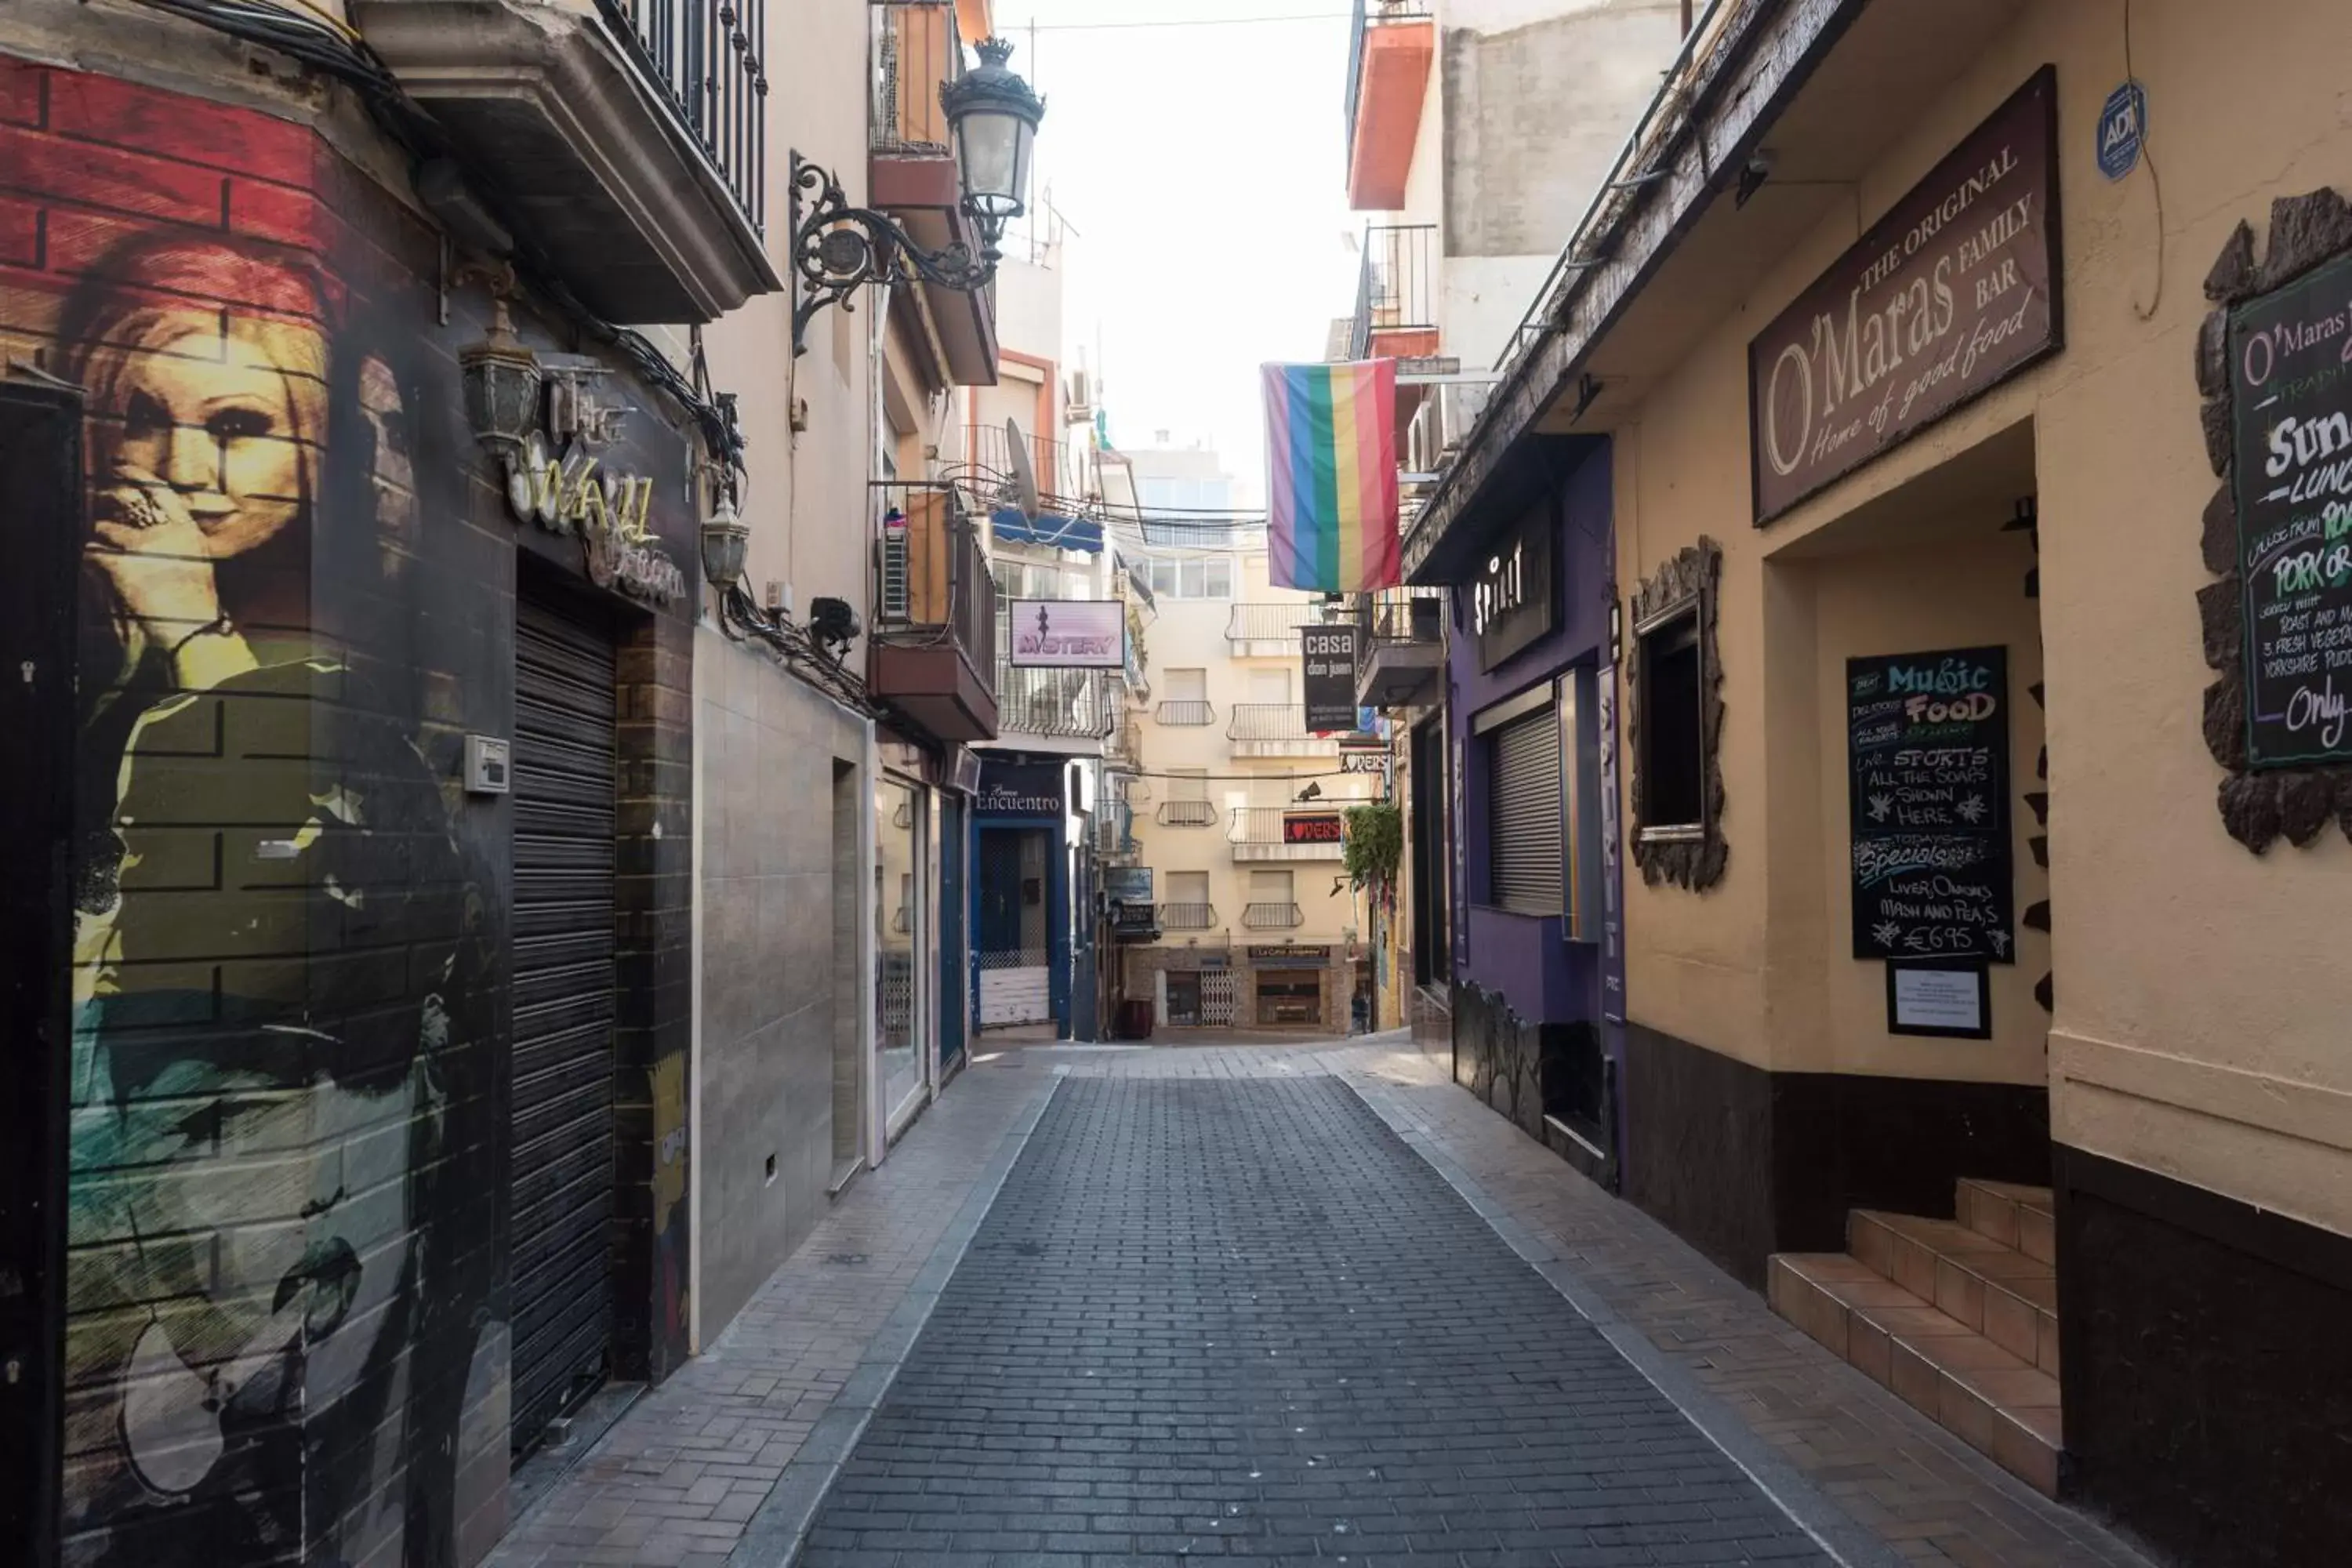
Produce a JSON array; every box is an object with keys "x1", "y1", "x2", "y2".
[{"x1": 1750, "y1": 67, "x2": 2063, "y2": 524}]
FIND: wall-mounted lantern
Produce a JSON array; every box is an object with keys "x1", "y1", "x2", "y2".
[
  {"x1": 699, "y1": 488, "x2": 749, "y2": 593},
  {"x1": 789, "y1": 37, "x2": 1046, "y2": 354},
  {"x1": 458, "y1": 299, "x2": 542, "y2": 473}
]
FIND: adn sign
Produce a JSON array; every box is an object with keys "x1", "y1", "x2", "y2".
[
  {"x1": 1749, "y1": 67, "x2": 2061, "y2": 524},
  {"x1": 1009, "y1": 599, "x2": 1124, "y2": 668}
]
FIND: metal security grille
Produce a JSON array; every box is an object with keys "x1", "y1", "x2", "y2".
[
  {"x1": 1199, "y1": 969, "x2": 1238, "y2": 1027},
  {"x1": 1490, "y1": 705, "x2": 1564, "y2": 916},
  {"x1": 509, "y1": 596, "x2": 619, "y2": 1453}
]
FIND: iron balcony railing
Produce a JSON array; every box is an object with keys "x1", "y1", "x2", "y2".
[
  {"x1": 994, "y1": 662, "x2": 1116, "y2": 739},
  {"x1": 964, "y1": 419, "x2": 1098, "y2": 512},
  {"x1": 1228, "y1": 806, "x2": 1354, "y2": 847},
  {"x1": 1226, "y1": 602, "x2": 1329, "y2": 644},
  {"x1": 1353, "y1": 586, "x2": 1443, "y2": 676},
  {"x1": 1160, "y1": 903, "x2": 1219, "y2": 930},
  {"x1": 1352, "y1": 223, "x2": 1437, "y2": 359},
  {"x1": 873, "y1": 483, "x2": 998, "y2": 670},
  {"x1": 871, "y1": 1, "x2": 962, "y2": 156},
  {"x1": 1343, "y1": 0, "x2": 1433, "y2": 167},
  {"x1": 1157, "y1": 800, "x2": 1220, "y2": 828},
  {"x1": 1156, "y1": 700, "x2": 1216, "y2": 727},
  {"x1": 1094, "y1": 807, "x2": 1140, "y2": 858},
  {"x1": 599, "y1": 0, "x2": 768, "y2": 233},
  {"x1": 1229, "y1": 704, "x2": 1326, "y2": 741},
  {"x1": 1243, "y1": 903, "x2": 1305, "y2": 930}
]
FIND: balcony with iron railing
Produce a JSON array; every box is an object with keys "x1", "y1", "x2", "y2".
[
  {"x1": 869, "y1": 0, "x2": 998, "y2": 383},
  {"x1": 1226, "y1": 602, "x2": 1333, "y2": 658},
  {"x1": 994, "y1": 662, "x2": 1117, "y2": 740},
  {"x1": 1156, "y1": 700, "x2": 1217, "y2": 727},
  {"x1": 1352, "y1": 223, "x2": 1439, "y2": 361},
  {"x1": 869, "y1": 482, "x2": 1000, "y2": 742},
  {"x1": 356, "y1": 0, "x2": 779, "y2": 322},
  {"x1": 961, "y1": 421, "x2": 1108, "y2": 554},
  {"x1": 1353, "y1": 587, "x2": 1445, "y2": 711},
  {"x1": 1242, "y1": 903, "x2": 1306, "y2": 930},
  {"x1": 1157, "y1": 800, "x2": 1220, "y2": 828},
  {"x1": 1229, "y1": 807, "x2": 1351, "y2": 863},
  {"x1": 1344, "y1": 0, "x2": 1434, "y2": 212},
  {"x1": 1160, "y1": 903, "x2": 1220, "y2": 931},
  {"x1": 1228, "y1": 704, "x2": 1373, "y2": 758}
]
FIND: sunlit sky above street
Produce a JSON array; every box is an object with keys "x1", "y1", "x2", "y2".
[{"x1": 991, "y1": 1, "x2": 1364, "y2": 507}]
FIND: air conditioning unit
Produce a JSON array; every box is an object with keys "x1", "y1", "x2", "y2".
[
  {"x1": 880, "y1": 511, "x2": 910, "y2": 622},
  {"x1": 1406, "y1": 380, "x2": 1497, "y2": 474},
  {"x1": 1064, "y1": 368, "x2": 1094, "y2": 425}
]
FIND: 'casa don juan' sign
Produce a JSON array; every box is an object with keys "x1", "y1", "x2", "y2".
[{"x1": 1749, "y1": 67, "x2": 2062, "y2": 524}]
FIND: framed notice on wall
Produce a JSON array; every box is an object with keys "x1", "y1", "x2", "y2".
[{"x1": 1885, "y1": 958, "x2": 1992, "y2": 1039}]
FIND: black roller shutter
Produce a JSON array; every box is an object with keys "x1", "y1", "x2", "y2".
[
  {"x1": 1490, "y1": 704, "x2": 1563, "y2": 916},
  {"x1": 509, "y1": 594, "x2": 618, "y2": 1452}
]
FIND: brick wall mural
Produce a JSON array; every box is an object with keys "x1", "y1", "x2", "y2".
[{"x1": 2, "y1": 56, "x2": 693, "y2": 1567}]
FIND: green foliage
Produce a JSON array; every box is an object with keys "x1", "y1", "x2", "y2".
[{"x1": 1341, "y1": 801, "x2": 1403, "y2": 894}]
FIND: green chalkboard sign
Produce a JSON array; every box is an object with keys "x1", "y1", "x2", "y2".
[{"x1": 2230, "y1": 248, "x2": 2352, "y2": 767}]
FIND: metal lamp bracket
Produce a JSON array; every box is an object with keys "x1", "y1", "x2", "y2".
[{"x1": 789, "y1": 152, "x2": 1000, "y2": 355}]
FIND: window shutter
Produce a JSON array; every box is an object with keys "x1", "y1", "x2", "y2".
[{"x1": 1490, "y1": 706, "x2": 1563, "y2": 916}]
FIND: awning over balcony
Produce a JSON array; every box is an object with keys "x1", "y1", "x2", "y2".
[
  {"x1": 1345, "y1": 9, "x2": 1433, "y2": 212},
  {"x1": 991, "y1": 506, "x2": 1102, "y2": 553}
]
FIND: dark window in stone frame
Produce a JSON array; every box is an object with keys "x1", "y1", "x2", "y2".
[
  {"x1": 1635, "y1": 604, "x2": 1704, "y2": 834},
  {"x1": 1627, "y1": 538, "x2": 1727, "y2": 891}
]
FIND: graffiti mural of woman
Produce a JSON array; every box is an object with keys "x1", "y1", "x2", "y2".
[{"x1": 60, "y1": 230, "x2": 506, "y2": 1568}]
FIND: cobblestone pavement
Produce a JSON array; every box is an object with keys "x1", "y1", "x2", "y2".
[
  {"x1": 800, "y1": 1073, "x2": 1829, "y2": 1568},
  {"x1": 492, "y1": 1037, "x2": 2151, "y2": 1568}
]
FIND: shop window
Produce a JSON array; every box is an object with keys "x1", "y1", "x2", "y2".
[
  {"x1": 1636, "y1": 601, "x2": 1705, "y2": 836},
  {"x1": 1255, "y1": 971, "x2": 1323, "y2": 1026},
  {"x1": 1475, "y1": 687, "x2": 1563, "y2": 917}
]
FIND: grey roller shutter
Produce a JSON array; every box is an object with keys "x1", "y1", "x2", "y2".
[
  {"x1": 1490, "y1": 705, "x2": 1563, "y2": 916},
  {"x1": 509, "y1": 594, "x2": 618, "y2": 1453}
]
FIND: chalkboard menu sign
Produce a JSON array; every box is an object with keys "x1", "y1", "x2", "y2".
[
  {"x1": 2230, "y1": 248, "x2": 2352, "y2": 767},
  {"x1": 1847, "y1": 648, "x2": 2014, "y2": 963}
]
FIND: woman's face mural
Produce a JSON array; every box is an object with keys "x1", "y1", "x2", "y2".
[{"x1": 17, "y1": 73, "x2": 507, "y2": 1568}]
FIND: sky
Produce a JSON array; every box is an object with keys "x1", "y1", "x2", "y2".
[{"x1": 990, "y1": 1, "x2": 1365, "y2": 508}]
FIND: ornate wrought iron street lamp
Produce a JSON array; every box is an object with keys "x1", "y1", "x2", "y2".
[{"x1": 790, "y1": 37, "x2": 1046, "y2": 354}]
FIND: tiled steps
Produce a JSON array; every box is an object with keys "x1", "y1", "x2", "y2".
[{"x1": 1769, "y1": 1179, "x2": 2060, "y2": 1496}]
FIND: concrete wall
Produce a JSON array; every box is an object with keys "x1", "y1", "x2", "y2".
[
  {"x1": 699, "y1": 0, "x2": 873, "y2": 630},
  {"x1": 1440, "y1": 0, "x2": 1682, "y2": 260},
  {"x1": 1605, "y1": 0, "x2": 2352, "y2": 1240},
  {"x1": 691, "y1": 630, "x2": 869, "y2": 1343}
]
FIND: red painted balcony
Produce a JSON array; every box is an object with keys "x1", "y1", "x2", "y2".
[
  {"x1": 871, "y1": 1, "x2": 1000, "y2": 385},
  {"x1": 1345, "y1": 2, "x2": 1434, "y2": 212},
  {"x1": 869, "y1": 484, "x2": 1000, "y2": 742}
]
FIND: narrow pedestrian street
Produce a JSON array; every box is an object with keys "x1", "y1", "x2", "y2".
[{"x1": 490, "y1": 1040, "x2": 2149, "y2": 1568}]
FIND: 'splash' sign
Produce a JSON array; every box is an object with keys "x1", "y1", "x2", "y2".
[{"x1": 1750, "y1": 67, "x2": 2062, "y2": 524}]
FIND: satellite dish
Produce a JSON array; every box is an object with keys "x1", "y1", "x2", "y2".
[{"x1": 1004, "y1": 417, "x2": 1041, "y2": 521}]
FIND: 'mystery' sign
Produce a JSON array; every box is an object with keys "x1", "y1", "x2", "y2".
[
  {"x1": 1009, "y1": 599, "x2": 1125, "y2": 668},
  {"x1": 1750, "y1": 67, "x2": 2062, "y2": 524}
]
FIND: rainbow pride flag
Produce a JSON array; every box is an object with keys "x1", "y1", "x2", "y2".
[{"x1": 1261, "y1": 360, "x2": 1401, "y2": 592}]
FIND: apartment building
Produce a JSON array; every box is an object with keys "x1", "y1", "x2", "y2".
[
  {"x1": 0, "y1": 0, "x2": 1040, "y2": 1561},
  {"x1": 1338, "y1": 0, "x2": 1680, "y2": 1105},
  {"x1": 1113, "y1": 442, "x2": 1385, "y2": 1033}
]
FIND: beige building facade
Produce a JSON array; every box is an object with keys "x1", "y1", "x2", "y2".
[
  {"x1": 1406, "y1": 0, "x2": 2352, "y2": 1558},
  {"x1": 1115, "y1": 450, "x2": 1385, "y2": 1034}
]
